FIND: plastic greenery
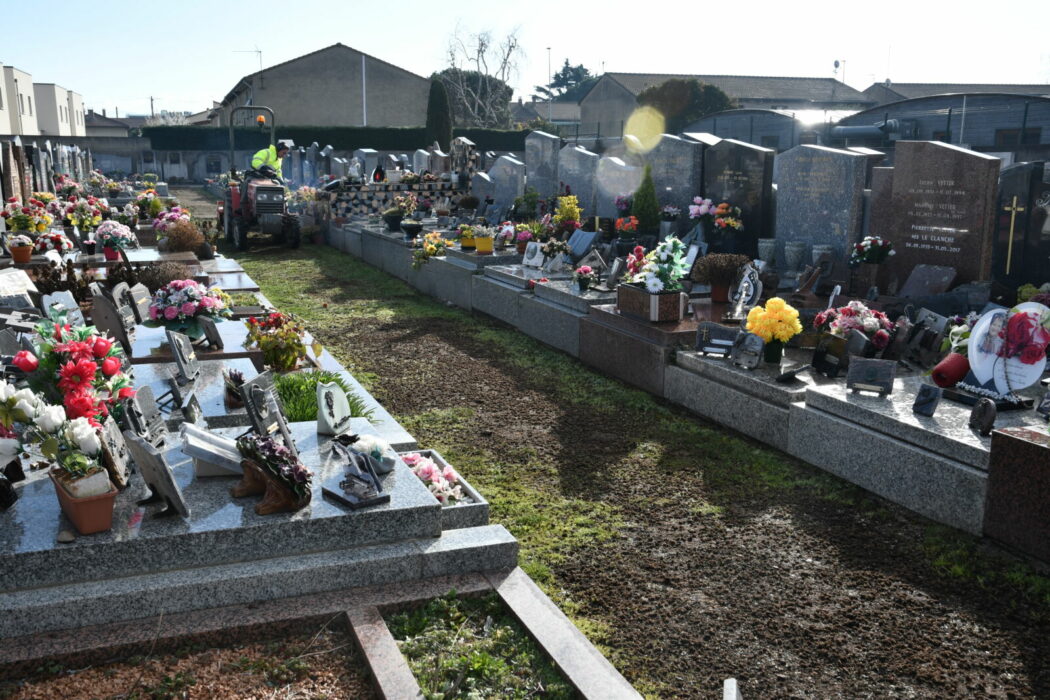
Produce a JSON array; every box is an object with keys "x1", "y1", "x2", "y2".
[
  {"x1": 273, "y1": 370, "x2": 374, "y2": 422},
  {"x1": 236, "y1": 434, "x2": 312, "y2": 499},
  {"x1": 630, "y1": 236, "x2": 690, "y2": 292}
]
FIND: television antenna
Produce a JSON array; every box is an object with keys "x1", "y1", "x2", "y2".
[{"x1": 234, "y1": 46, "x2": 263, "y2": 71}]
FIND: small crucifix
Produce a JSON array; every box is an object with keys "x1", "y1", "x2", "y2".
[{"x1": 1003, "y1": 195, "x2": 1025, "y2": 275}]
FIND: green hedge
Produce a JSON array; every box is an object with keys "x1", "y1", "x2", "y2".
[{"x1": 141, "y1": 125, "x2": 528, "y2": 153}]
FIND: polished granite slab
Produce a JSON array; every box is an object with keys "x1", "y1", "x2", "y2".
[
  {"x1": 199, "y1": 256, "x2": 244, "y2": 273},
  {"x1": 204, "y1": 271, "x2": 260, "y2": 292},
  {"x1": 533, "y1": 280, "x2": 616, "y2": 314},
  {"x1": 0, "y1": 420, "x2": 441, "y2": 591},
  {"x1": 445, "y1": 247, "x2": 521, "y2": 269},
  {"x1": 801, "y1": 375, "x2": 1046, "y2": 470},
  {"x1": 484, "y1": 264, "x2": 571, "y2": 289},
  {"x1": 131, "y1": 357, "x2": 258, "y2": 428},
  {"x1": 129, "y1": 320, "x2": 261, "y2": 367}
]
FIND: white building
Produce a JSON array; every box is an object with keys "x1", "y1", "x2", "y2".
[
  {"x1": 33, "y1": 83, "x2": 84, "y2": 137},
  {"x1": 1, "y1": 64, "x2": 40, "y2": 136}
]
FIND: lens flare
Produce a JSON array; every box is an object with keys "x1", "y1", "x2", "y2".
[{"x1": 624, "y1": 107, "x2": 665, "y2": 154}]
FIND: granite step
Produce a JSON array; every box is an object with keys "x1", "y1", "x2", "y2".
[{"x1": 0, "y1": 524, "x2": 518, "y2": 639}]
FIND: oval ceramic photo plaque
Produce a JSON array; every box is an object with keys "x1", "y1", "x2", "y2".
[{"x1": 966, "y1": 303, "x2": 1049, "y2": 397}]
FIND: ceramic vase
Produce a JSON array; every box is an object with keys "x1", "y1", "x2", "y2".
[
  {"x1": 784, "y1": 242, "x2": 806, "y2": 274},
  {"x1": 757, "y1": 238, "x2": 776, "y2": 265}
]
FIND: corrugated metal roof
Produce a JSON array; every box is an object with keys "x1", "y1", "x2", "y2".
[{"x1": 870, "y1": 82, "x2": 1050, "y2": 98}]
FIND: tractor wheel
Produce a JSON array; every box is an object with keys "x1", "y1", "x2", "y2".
[
  {"x1": 233, "y1": 217, "x2": 249, "y2": 251},
  {"x1": 223, "y1": 192, "x2": 234, "y2": 243},
  {"x1": 282, "y1": 214, "x2": 301, "y2": 249}
]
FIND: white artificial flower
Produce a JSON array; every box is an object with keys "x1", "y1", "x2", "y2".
[
  {"x1": 862, "y1": 317, "x2": 879, "y2": 333},
  {"x1": 645, "y1": 275, "x2": 664, "y2": 293},
  {"x1": 34, "y1": 405, "x2": 66, "y2": 434},
  {"x1": 71, "y1": 421, "x2": 101, "y2": 456},
  {"x1": 0, "y1": 382, "x2": 15, "y2": 401},
  {"x1": 0, "y1": 438, "x2": 20, "y2": 457},
  {"x1": 14, "y1": 398, "x2": 37, "y2": 419}
]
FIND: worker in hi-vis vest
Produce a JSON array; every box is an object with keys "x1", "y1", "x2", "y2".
[{"x1": 250, "y1": 142, "x2": 289, "y2": 180}]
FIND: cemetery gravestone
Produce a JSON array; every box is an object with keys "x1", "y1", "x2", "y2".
[
  {"x1": 774, "y1": 145, "x2": 867, "y2": 280},
  {"x1": 595, "y1": 157, "x2": 642, "y2": 219},
  {"x1": 471, "y1": 173, "x2": 495, "y2": 214},
  {"x1": 702, "y1": 138, "x2": 774, "y2": 258},
  {"x1": 878, "y1": 141, "x2": 1000, "y2": 289},
  {"x1": 992, "y1": 161, "x2": 1050, "y2": 288},
  {"x1": 489, "y1": 154, "x2": 525, "y2": 206},
  {"x1": 524, "y1": 131, "x2": 561, "y2": 199},
  {"x1": 413, "y1": 149, "x2": 431, "y2": 174},
  {"x1": 352, "y1": 149, "x2": 379, "y2": 178},
  {"x1": 128, "y1": 284, "x2": 152, "y2": 324},
  {"x1": 558, "y1": 145, "x2": 600, "y2": 218},
  {"x1": 645, "y1": 134, "x2": 703, "y2": 235}
]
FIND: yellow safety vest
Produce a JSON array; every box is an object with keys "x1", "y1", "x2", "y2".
[{"x1": 250, "y1": 145, "x2": 283, "y2": 177}]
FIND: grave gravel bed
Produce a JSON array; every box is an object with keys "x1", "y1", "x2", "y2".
[{"x1": 177, "y1": 181, "x2": 1050, "y2": 698}]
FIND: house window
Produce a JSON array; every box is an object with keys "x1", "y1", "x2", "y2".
[
  {"x1": 27, "y1": 96, "x2": 32, "y2": 115},
  {"x1": 19, "y1": 94, "x2": 24, "y2": 114},
  {"x1": 206, "y1": 155, "x2": 222, "y2": 173},
  {"x1": 995, "y1": 128, "x2": 1041, "y2": 147},
  {"x1": 168, "y1": 152, "x2": 181, "y2": 164},
  {"x1": 142, "y1": 151, "x2": 154, "y2": 163}
]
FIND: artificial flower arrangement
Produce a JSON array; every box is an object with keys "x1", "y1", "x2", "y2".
[
  {"x1": 113, "y1": 202, "x2": 139, "y2": 228},
  {"x1": 614, "y1": 194, "x2": 633, "y2": 215},
  {"x1": 498, "y1": 221, "x2": 517, "y2": 245},
  {"x1": 813, "y1": 301, "x2": 894, "y2": 350},
  {"x1": 746, "y1": 297, "x2": 803, "y2": 353},
  {"x1": 412, "y1": 231, "x2": 453, "y2": 269},
  {"x1": 401, "y1": 452, "x2": 465, "y2": 505},
  {"x1": 996, "y1": 306, "x2": 1050, "y2": 366},
  {"x1": 553, "y1": 195, "x2": 583, "y2": 234},
  {"x1": 15, "y1": 308, "x2": 135, "y2": 426},
  {"x1": 455, "y1": 224, "x2": 476, "y2": 248},
  {"x1": 690, "y1": 197, "x2": 744, "y2": 233},
  {"x1": 33, "y1": 232, "x2": 75, "y2": 255},
  {"x1": 149, "y1": 280, "x2": 232, "y2": 329},
  {"x1": 2, "y1": 196, "x2": 52, "y2": 232},
  {"x1": 514, "y1": 225, "x2": 533, "y2": 243},
  {"x1": 626, "y1": 245, "x2": 647, "y2": 278},
  {"x1": 64, "y1": 197, "x2": 103, "y2": 232},
  {"x1": 629, "y1": 236, "x2": 690, "y2": 293},
  {"x1": 6, "y1": 234, "x2": 33, "y2": 250},
  {"x1": 54, "y1": 174, "x2": 82, "y2": 199},
  {"x1": 387, "y1": 193, "x2": 418, "y2": 217},
  {"x1": 540, "y1": 238, "x2": 571, "y2": 260},
  {"x1": 525, "y1": 277, "x2": 549, "y2": 290},
  {"x1": 134, "y1": 189, "x2": 157, "y2": 218},
  {"x1": 245, "y1": 311, "x2": 308, "y2": 372},
  {"x1": 615, "y1": 215, "x2": 639, "y2": 239},
  {"x1": 95, "y1": 221, "x2": 137, "y2": 250},
  {"x1": 848, "y1": 235, "x2": 895, "y2": 267},
  {"x1": 660, "y1": 205, "x2": 681, "y2": 221},
  {"x1": 32, "y1": 192, "x2": 56, "y2": 206},
  {"x1": 235, "y1": 433, "x2": 313, "y2": 513},
  {"x1": 940, "y1": 313, "x2": 980, "y2": 357},
  {"x1": 572, "y1": 265, "x2": 599, "y2": 291},
  {"x1": 152, "y1": 206, "x2": 191, "y2": 236},
  {"x1": 400, "y1": 171, "x2": 420, "y2": 185}
]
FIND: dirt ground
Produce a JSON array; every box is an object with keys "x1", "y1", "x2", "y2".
[{"x1": 176, "y1": 188, "x2": 1050, "y2": 698}]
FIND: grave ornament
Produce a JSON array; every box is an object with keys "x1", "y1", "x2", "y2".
[
  {"x1": 912, "y1": 383, "x2": 943, "y2": 417},
  {"x1": 953, "y1": 303, "x2": 1049, "y2": 407},
  {"x1": 180, "y1": 423, "x2": 243, "y2": 477},
  {"x1": 322, "y1": 439, "x2": 390, "y2": 510},
  {"x1": 696, "y1": 322, "x2": 739, "y2": 357},
  {"x1": 240, "y1": 371, "x2": 298, "y2": 457},
  {"x1": 124, "y1": 431, "x2": 191, "y2": 518},
  {"x1": 317, "y1": 381, "x2": 353, "y2": 436},
  {"x1": 198, "y1": 315, "x2": 224, "y2": 349},
  {"x1": 123, "y1": 385, "x2": 168, "y2": 447},
  {"x1": 99, "y1": 417, "x2": 132, "y2": 489},
  {"x1": 969, "y1": 398, "x2": 998, "y2": 436},
  {"x1": 731, "y1": 332, "x2": 765, "y2": 370}
]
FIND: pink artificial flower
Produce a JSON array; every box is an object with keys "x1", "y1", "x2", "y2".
[
  {"x1": 163, "y1": 306, "x2": 179, "y2": 320},
  {"x1": 180, "y1": 302, "x2": 198, "y2": 316},
  {"x1": 149, "y1": 305, "x2": 159, "y2": 320}
]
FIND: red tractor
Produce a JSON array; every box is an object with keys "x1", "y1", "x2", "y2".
[{"x1": 218, "y1": 106, "x2": 300, "y2": 251}]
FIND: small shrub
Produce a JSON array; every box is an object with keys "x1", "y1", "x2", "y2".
[
  {"x1": 164, "y1": 219, "x2": 205, "y2": 252},
  {"x1": 137, "y1": 262, "x2": 193, "y2": 293},
  {"x1": 273, "y1": 370, "x2": 374, "y2": 422}
]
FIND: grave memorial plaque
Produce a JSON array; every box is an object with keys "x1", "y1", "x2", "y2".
[
  {"x1": 99, "y1": 417, "x2": 131, "y2": 489},
  {"x1": 879, "y1": 141, "x2": 1000, "y2": 288},
  {"x1": 774, "y1": 145, "x2": 867, "y2": 281},
  {"x1": 576, "y1": 250, "x2": 607, "y2": 274},
  {"x1": 567, "y1": 229, "x2": 598, "y2": 260},
  {"x1": 0, "y1": 268, "x2": 37, "y2": 309},
  {"x1": 702, "y1": 139, "x2": 774, "y2": 257},
  {"x1": 696, "y1": 322, "x2": 739, "y2": 357},
  {"x1": 912, "y1": 383, "x2": 943, "y2": 417},
  {"x1": 128, "y1": 283, "x2": 152, "y2": 324},
  {"x1": 240, "y1": 371, "x2": 297, "y2": 457},
  {"x1": 124, "y1": 431, "x2": 191, "y2": 518},
  {"x1": 731, "y1": 332, "x2": 765, "y2": 369},
  {"x1": 166, "y1": 330, "x2": 200, "y2": 383},
  {"x1": 812, "y1": 334, "x2": 850, "y2": 378},
  {"x1": 595, "y1": 156, "x2": 642, "y2": 218},
  {"x1": 897, "y1": 264, "x2": 957, "y2": 299},
  {"x1": 317, "y1": 381, "x2": 353, "y2": 436},
  {"x1": 846, "y1": 358, "x2": 897, "y2": 396},
  {"x1": 198, "y1": 315, "x2": 224, "y2": 349},
  {"x1": 322, "y1": 443, "x2": 390, "y2": 510},
  {"x1": 123, "y1": 385, "x2": 168, "y2": 447},
  {"x1": 521, "y1": 242, "x2": 544, "y2": 268},
  {"x1": 604, "y1": 258, "x2": 626, "y2": 290}
]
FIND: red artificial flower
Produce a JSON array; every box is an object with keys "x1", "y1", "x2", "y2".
[
  {"x1": 12, "y1": 350, "x2": 38, "y2": 372},
  {"x1": 92, "y1": 336, "x2": 113, "y2": 358},
  {"x1": 872, "y1": 329, "x2": 891, "y2": 350},
  {"x1": 52, "y1": 323, "x2": 71, "y2": 340},
  {"x1": 117, "y1": 386, "x2": 136, "y2": 400},
  {"x1": 101, "y1": 356, "x2": 121, "y2": 376},
  {"x1": 58, "y1": 359, "x2": 98, "y2": 393},
  {"x1": 56, "y1": 340, "x2": 94, "y2": 363},
  {"x1": 1001, "y1": 313, "x2": 1036, "y2": 358},
  {"x1": 63, "y1": 390, "x2": 98, "y2": 420},
  {"x1": 1019, "y1": 344, "x2": 1047, "y2": 365}
]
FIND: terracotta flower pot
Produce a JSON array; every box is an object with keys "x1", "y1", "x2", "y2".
[
  {"x1": 10, "y1": 246, "x2": 32, "y2": 264},
  {"x1": 931, "y1": 352, "x2": 970, "y2": 388},
  {"x1": 50, "y1": 469, "x2": 117, "y2": 535},
  {"x1": 103, "y1": 246, "x2": 120, "y2": 261},
  {"x1": 710, "y1": 284, "x2": 730, "y2": 303},
  {"x1": 516, "y1": 241, "x2": 528, "y2": 254}
]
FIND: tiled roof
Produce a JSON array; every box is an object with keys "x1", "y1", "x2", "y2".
[
  {"x1": 84, "y1": 112, "x2": 129, "y2": 129},
  {"x1": 867, "y1": 82, "x2": 1050, "y2": 98},
  {"x1": 601, "y1": 72, "x2": 871, "y2": 103}
]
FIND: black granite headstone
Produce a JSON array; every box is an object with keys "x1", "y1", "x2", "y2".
[{"x1": 992, "y1": 161, "x2": 1050, "y2": 288}]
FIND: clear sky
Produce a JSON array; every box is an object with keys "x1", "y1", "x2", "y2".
[{"x1": 2, "y1": 0, "x2": 1049, "y2": 116}]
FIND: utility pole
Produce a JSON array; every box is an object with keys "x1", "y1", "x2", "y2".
[
  {"x1": 547, "y1": 47, "x2": 552, "y2": 122},
  {"x1": 150, "y1": 96, "x2": 155, "y2": 117}
]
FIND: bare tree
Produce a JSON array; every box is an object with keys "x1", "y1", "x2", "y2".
[
  {"x1": 439, "y1": 26, "x2": 522, "y2": 128},
  {"x1": 144, "y1": 111, "x2": 189, "y2": 126}
]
